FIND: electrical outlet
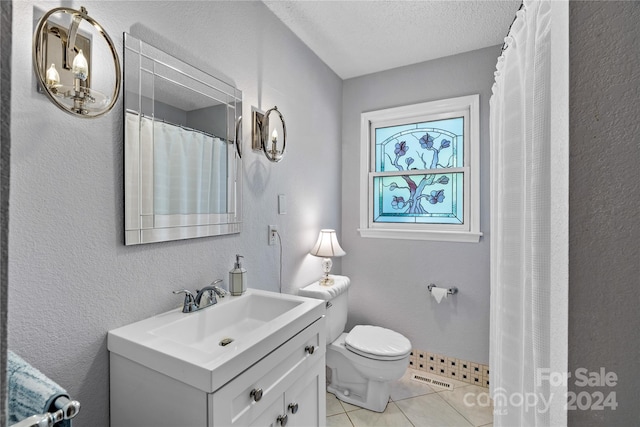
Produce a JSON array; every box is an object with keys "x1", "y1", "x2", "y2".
[{"x1": 268, "y1": 225, "x2": 277, "y2": 246}]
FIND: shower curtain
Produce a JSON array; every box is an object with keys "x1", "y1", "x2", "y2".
[
  {"x1": 489, "y1": 0, "x2": 556, "y2": 425},
  {"x1": 151, "y1": 119, "x2": 227, "y2": 215},
  {"x1": 134, "y1": 114, "x2": 227, "y2": 216}
]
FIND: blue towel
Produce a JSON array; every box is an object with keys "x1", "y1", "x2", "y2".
[{"x1": 7, "y1": 351, "x2": 72, "y2": 427}]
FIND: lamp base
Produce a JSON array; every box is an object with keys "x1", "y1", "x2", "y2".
[
  {"x1": 319, "y1": 257, "x2": 334, "y2": 286},
  {"x1": 319, "y1": 275, "x2": 334, "y2": 286}
]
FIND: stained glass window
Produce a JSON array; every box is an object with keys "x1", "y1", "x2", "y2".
[
  {"x1": 373, "y1": 117, "x2": 464, "y2": 225},
  {"x1": 359, "y1": 95, "x2": 481, "y2": 242},
  {"x1": 373, "y1": 173, "x2": 463, "y2": 224}
]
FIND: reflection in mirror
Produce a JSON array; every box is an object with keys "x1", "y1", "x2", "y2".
[{"x1": 124, "y1": 33, "x2": 242, "y2": 245}]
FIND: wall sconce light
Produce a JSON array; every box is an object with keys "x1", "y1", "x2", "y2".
[
  {"x1": 33, "y1": 6, "x2": 121, "y2": 118},
  {"x1": 252, "y1": 106, "x2": 287, "y2": 162},
  {"x1": 310, "y1": 229, "x2": 346, "y2": 286}
]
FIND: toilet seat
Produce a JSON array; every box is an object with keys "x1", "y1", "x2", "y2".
[{"x1": 345, "y1": 325, "x2": 411, "y2": 361}]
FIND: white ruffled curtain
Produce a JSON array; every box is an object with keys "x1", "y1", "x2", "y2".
[
  {"x1": 490, "y1": 1, "x2": 553, "y2": 425},
  {"x1": 127, "y1": 113, "x2": 227, "y2": 216},
  {"x1": 151, "y1": 119, "x2": 227, "y2": 215}
]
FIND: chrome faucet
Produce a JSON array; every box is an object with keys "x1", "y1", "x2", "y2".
[
  {"x1": 172, "y1": 289, "x2": 197, "y2": 313},
  {"x1": 195, "y1": 279, "x2": 225, "y2": 307},
  {"x1": 174, "y1": 279, "x2": 228, "y2": 313}
]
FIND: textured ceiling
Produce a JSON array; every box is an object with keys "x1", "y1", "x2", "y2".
[{"x1": 264, "y1": 0, "x2": 522, "y2": 79}]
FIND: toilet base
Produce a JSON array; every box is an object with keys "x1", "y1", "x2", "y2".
[
  {"x1": 326, "y1": 333, "x2": 408, "y2": 413},
  {"x1": 327, "y1": 380, "x2": 391, "y2": 413}
]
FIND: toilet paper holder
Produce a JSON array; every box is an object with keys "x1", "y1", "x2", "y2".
[{"x1": 427, "y1": 284, "x2": 458, "y2": 295}]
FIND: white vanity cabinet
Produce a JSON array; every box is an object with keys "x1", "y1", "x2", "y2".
[
  {"x1": 109, "y1": 305, "x2": 326, "y2": 427},
  {"x1": 210, "y1": 323, "x2": 325, "y2": 426},
  {"x1": 234, "y1": 365, "x2": 322, "y2": 427}
]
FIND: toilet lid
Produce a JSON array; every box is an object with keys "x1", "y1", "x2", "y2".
[{"x1": 345, "y1": 325, "x2": 411, "y2": 361}]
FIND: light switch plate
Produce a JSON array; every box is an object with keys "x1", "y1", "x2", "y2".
[{"x1": 278, "y1": 194, "x2": 287, "y2": 214}]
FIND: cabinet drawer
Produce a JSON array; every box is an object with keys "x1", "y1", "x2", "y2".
[{"x1": 211, "y1": 317, "x2": 325, "y2": 426}]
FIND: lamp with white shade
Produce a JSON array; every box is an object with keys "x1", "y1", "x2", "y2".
[{"x1": 309, "y1": 229, "x2": 346, "y2": 286}]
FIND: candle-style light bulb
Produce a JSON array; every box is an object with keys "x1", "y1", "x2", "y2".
[
  {"x1": 46, "y1": 63, "x2": 60, "y2": 86},
  {"x1": 72, "y1": 49, "x2": 89, "y2": 81},
  {"x1": 271, "y1": 129, "x2": 278, "y2": 153}
]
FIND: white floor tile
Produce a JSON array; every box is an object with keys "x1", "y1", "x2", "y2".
[
  {"x1": 347, "y1": 402, "x2": 413, "y2": 427},
  {"x1": 326, "y1": 368, "x2": 493, "y2": 426},
  {"x1": 438, "y1": 385, "x2": 493, "y2": 426},
  {"x1": 391, "y1": 368, "x2": 437, "y2": 401},
  {"x1": 395, "y1": 393, "x2": 474, "y2": 426},
  {"x1": 327, "y1": 392, "x2": 346, "y2": 416},
  {"x1": 339, "y1": 399, "x2": 361, "y2": 413},
  {"x1": 327, "y1": 390, "x2": 361, "y2": 412},
  {"x1": 326, "y1": 413, "x2": 354, "y2": 427}
]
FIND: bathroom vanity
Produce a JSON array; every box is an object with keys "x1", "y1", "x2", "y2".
[{"x1": 108, "y1": 290, "x2": 326, "y2": 426}]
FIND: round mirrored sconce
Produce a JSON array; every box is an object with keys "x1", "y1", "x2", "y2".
[
  {"x1": 252, "y1": 106, "x2": 287, "y2": 162},
  {"x1": 33, "y1": 6, "x2": 121, "y2": 118}
]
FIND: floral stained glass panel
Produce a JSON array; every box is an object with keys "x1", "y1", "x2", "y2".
[
  {"x1": 372, "y1": 117, "x2": 465, "y2": 225},
  {"x1": 373, "y1": 173, "x2": 464, "y2": 224},
  {"x1": 375, "y1": 117, "x2": 463, "y2": 172}
]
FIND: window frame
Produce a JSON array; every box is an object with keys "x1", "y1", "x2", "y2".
[{"x1": 358, "y1": 94, "x2": 482, "y2": 242}]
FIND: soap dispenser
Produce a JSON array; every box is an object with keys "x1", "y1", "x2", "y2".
[{"x1": 229, "y1": 254, "x2": 247, "y2": 296}]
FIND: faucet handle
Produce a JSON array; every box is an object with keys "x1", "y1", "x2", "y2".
[
  {"x1": 173, "y1": 289, "x2": 196, "y2": 313},
  {"x1": 213, "y1": 286, "x2": 228, "y2": 298},
  {"x1": 210, "y1": 279, "x2": 228, "y2": 298}
]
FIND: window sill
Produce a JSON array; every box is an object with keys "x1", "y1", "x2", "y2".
[{"x1": 358, "y1": 228, "x2": 483, "y2": 243}]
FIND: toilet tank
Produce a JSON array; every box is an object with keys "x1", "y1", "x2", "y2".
[{"x1": 298, "y1": 276, "x2": 350, "y2": 344}]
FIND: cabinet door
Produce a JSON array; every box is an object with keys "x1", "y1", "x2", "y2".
[
  {"x1": 284, "y1": 359, "x2": 326, "y2": 427},
  {"x1": 210, "y1": 319, "x2": 324, "y2": 426},
  {"x1": 249, "y1": 395, "x2": 284, "y2": 427}
]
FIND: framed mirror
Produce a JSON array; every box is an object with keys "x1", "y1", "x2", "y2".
[{"x1": 123, "y1": 33, "x2": 242, "y2": 245}]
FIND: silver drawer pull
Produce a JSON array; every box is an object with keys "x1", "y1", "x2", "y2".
[
  {"x1": 288, "y1": 402, "x2": 299, "y2": 414},
  {"x1": 250, "y1": 388, "x2": 263, "y2": 402},
  {"x1": 277, "y1": 414, "x2": 288, "y2": 426},
  {"x1": 305, "y1": 345, "x2": 315, "y2": 355}
]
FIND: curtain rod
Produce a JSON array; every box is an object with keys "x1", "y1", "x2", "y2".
[
  {"x1": 501, "y1": 2, "x2": 525, "y2": 52},
  {"x1": 126, "y1": 109, "x2": 229, "y2": 143}
]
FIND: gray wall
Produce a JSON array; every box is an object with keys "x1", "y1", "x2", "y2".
[
  {"x1": 8, "y1": 2, "x2": 342, "y2": 425},
  {"x1": 568, "y1": 1, "x2": 640, "y2": 425},
  {"x1": 341, "y1": 46, "x2": 498, "y2": 364},
  {"x1": 1, "y1": 1, "x2": 12, "y2": 424},
  {"x1": 187, "y1": 104, "x2": 230, "y2": 140}
]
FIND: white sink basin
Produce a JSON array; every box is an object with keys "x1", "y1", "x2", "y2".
[
  {"x1": 108, "y1": 289, "x2": 325, "y2": 393},
  {"x1": 150, "y1": 292, "x2": 303, "y2": 351}
]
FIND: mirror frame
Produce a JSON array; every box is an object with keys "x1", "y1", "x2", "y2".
[{"x1": 123, "y1": 33, "x2": 242, "y2": 245}]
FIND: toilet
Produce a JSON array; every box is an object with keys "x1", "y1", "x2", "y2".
[{"x1": 299, "y1": 275, "x2": 411, "y2": 412}]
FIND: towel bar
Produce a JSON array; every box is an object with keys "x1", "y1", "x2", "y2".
[
  {"x1": 427, "y1": 284, "x2": 458, "y2": 295},
  {"x1": 53, "y1": 396, "x2": 81, "y2": 420},
  {"x1": 9, "y1": 396, "x2": 80, "y2": 427}
]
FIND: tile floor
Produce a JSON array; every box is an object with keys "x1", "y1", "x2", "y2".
[{"x1": 326, "y1": 369, "x2": 493, "y2": 427}]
